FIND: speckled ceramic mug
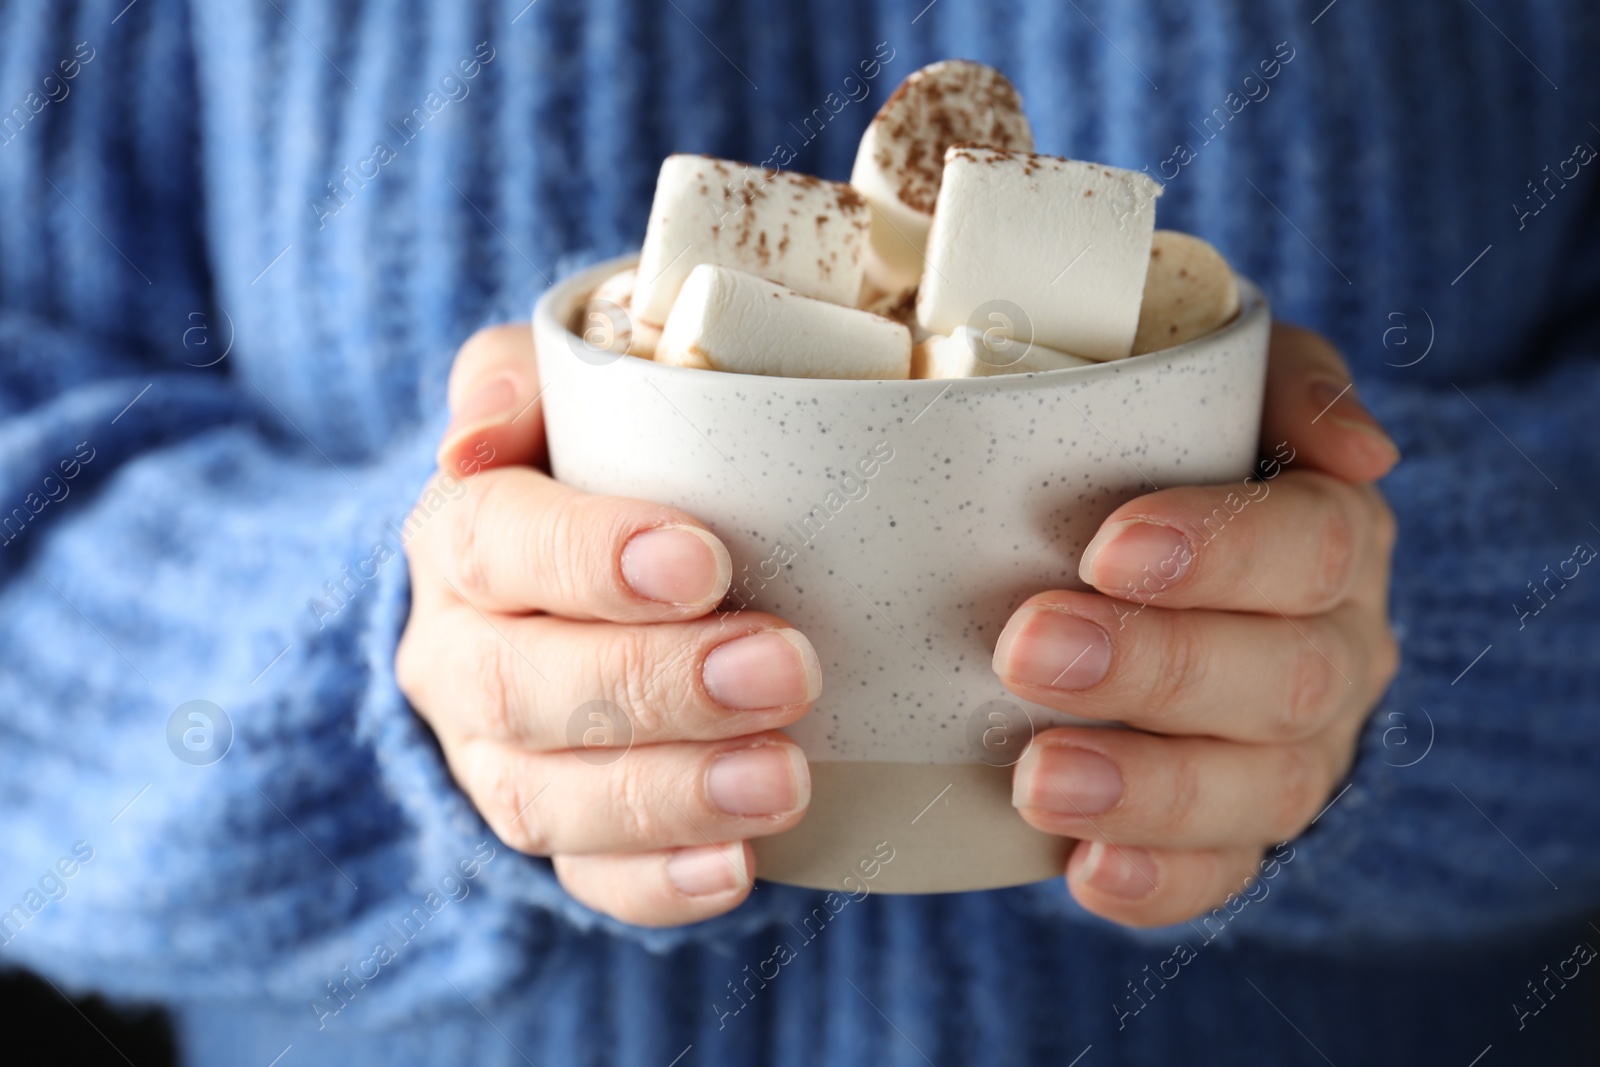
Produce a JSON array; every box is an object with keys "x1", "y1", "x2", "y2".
[{"x1": 535, "y1": 253, "x2": 1271, "y2": 894}]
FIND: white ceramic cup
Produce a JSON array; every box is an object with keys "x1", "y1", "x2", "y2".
[{"x1": 534, "y1": 254, "x2": 1271, "y2": 894}]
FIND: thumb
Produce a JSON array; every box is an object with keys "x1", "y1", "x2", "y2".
[{"x1": 437, "y1": 323, "x2": 546, "y2": 479}]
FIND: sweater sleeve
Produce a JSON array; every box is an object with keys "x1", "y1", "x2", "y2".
[
  {"x1": 1210, "y1": 171, "x2": 1600, "y2": 949},
  {"x1": 1006, "y1": 344, "x2": 1600, "y2": 954},
  {"x1": 0, "y1": 350, "x2": 811, "y2": 1013},
  {"x1": 1240, "y1": 339, "x2": 1600, "y2": 949},
  {"x1": 0, "y1": 0, "x2": 803, "y2": 1026}
]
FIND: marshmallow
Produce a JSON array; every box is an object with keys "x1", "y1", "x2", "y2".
[
  {"x1": 851, "y1": 61, "x2": 1033, "y2": 293},
  {"x1": 656, "y1": 264, "x2": 911, "y2": 380},
  {"x1": 634, "y1": 155, "x2": 870, "y2": 326},
  {"x1": 916, "y1": 146, "x2": 1163, "y2": 362},
  {"x1": 1131, "y1": 230, "x2": 1240, "y2": 355},
  {"x1": 575, "y1": 267, "x2": 660, "y2": 358},
  {"x1": 592, "y1": 266, "x2": 637, "y2": 306},
  {"x1": 858, "y1": 280, "x2": 925, "y2": 335},
  {"x1": 912, "y1": 327, "x2": 1094, "y2": 379}
]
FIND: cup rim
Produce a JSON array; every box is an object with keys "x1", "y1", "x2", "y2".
[{"x1": 534, "y1": 252, "x2": 1269, "y2": 394}]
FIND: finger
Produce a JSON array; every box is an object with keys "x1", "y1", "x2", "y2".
[
  {"x1": 1064, "y1": 839, "x2": 1267, "y2": 929},
  {"x1": 419, "y1": 464, "x2": 733, "y2": 618},
  {"x1": 1011, "y1": 726, "x2": 1345, "y2": 849},
  {"x1": 404, "y1": 607, "x2": 821, "y2": 748},
  {"x1": 1260, "y1": 322, "x2": 1399, "y2": 484},
  {"x1": 438, "y1": 323, "x2": 547, "y2": 478},
  {"x1": 1077, "y1": 471, "x2": 1391, "y2": 615},
  {"x1": 446, "y1": 732, "x2": 810, "y2": 855},
  {"x1": 553, "y1": 843, "x2": 754, "y2": 927},
  {"x1": 991, "y1": 591, "x2": 1386, "y2": 743},
  {"x1": 399, "y1": 471, "x2": 477, "y2": 617}
]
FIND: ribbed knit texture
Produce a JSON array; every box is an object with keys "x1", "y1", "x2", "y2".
[{"x1": 1, "y1": 1, "x2": 1598, "y2": 1063}]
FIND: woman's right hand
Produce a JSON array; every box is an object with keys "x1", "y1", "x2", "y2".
[{"x1": 397, "y1": 324, "x2": 820, "y2": 926}]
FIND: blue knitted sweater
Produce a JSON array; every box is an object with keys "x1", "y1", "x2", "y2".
[{"x1": 3, "y1": 1, "x2": 1598, "y2": 1063}]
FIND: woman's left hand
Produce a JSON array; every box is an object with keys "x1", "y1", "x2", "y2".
[{"x1": 996, "y1": 322, "x2": 1401, "y2": 927}]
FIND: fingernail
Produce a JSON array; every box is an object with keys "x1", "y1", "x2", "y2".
[
  {"x1": 1014, "y1": 744, "x2": 1123, "y2": 814},
  {"x1": 706, "y1": 743, "x2": 810, "y2": 817},
  {"x1": 994, "y1": 609, "x2": 1112, "y2": 691},
  {"x1": 702, "y1": 629, "x2": 821, "y2": 710},
  {"x1": 1080, "y1": 521, "x2": 1193, "y2": 592},
  {"x1": 666, "y1": 842, "x2": 748, "y2": 897},
  {"x1": 1079, "y1": 841, "x2": 1159, "y2": 900},
  {"x1": 621, "y1": 524, "x2": 732, "y2": 608},
  {"x1": 451, "y1": 374, "x2": 519, "y2": 429},
  {"x1": 1330, "y1": 417, "x2": 1402, "y2": 467},
  {"x1": 1309, "y1": 378, "x2": 1354, "y2": 414},
  {"x1": 1311, "y1": 379, "x2": 1400, "y2": 461}
]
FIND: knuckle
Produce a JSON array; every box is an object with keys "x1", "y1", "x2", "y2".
[
  {"x1": 1177, "y1": 494, "x2": 1255, "y2": 594},
  {"x1": 1163, "y1": 743, "x2": 1204, "y2": 837},
  {"x1": 609, "y1": 753, "x2": 670, "y2": 846},
  {"x1": 611, "y1": 628, "x2": 673, "y2": 737},
  {"x1": 535, "y1": 492, "x2": 595, "y2": 607},
  {"x1": 1268, "y1": 745, "x2": 1326, "y2": 840},
  {"x1": 449, "y1": 478, "x2": 506, "y2": 600},
  {"x1": 1149, "y1": 618, "x2": 1207, "y2": 730},
  {"x1": 1308, "y1": 486, "x2": 1360, "y2": 609},
  {"x1": 471, "y1": 628, "x2": 520, "y2": 741},
  {"x1": 1279, "y1": 638, "x2": 1336, "y2": 741},
  {"x1": 479, "y1": 756, "x2": 552, "y2": 855}
]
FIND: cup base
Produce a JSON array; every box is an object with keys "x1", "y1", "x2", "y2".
[{"x1": 752, "y1": 761, "x2": 1069, "y2": 894}]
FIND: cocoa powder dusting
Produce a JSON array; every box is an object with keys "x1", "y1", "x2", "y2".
[
  {"x1": 887, "y1": 287, "x2": 917, "y2": 322},
  {"x1": 871, "y1": 62, "x2": 1031, "y2": 213}
]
